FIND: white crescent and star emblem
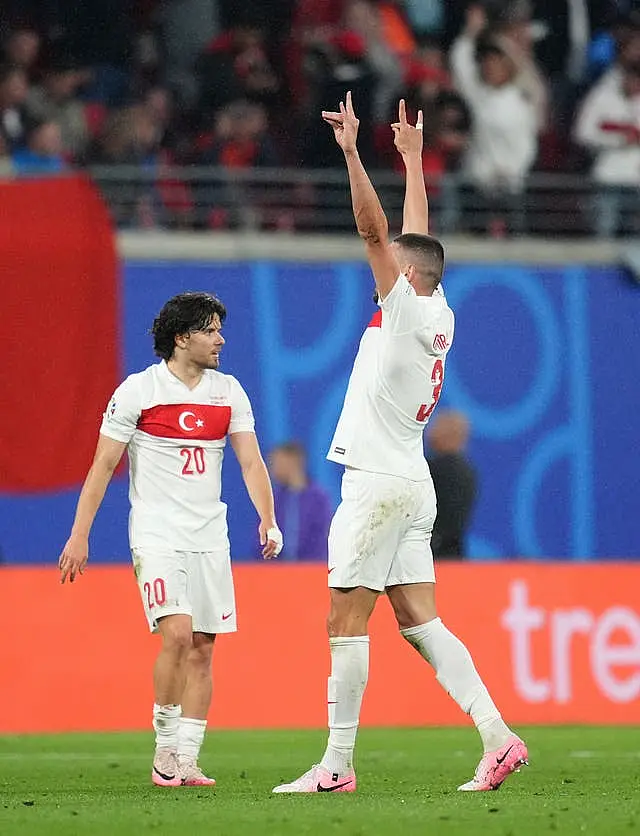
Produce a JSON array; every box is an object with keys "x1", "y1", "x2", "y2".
[{"x1": 178, "y1": 411, "x2": 205, "y2": 431}]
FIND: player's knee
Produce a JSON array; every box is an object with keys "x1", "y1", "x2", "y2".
[
  {"x1": 159, "y1": 620, "x2": 193, "y2": 655},
  {"x1": 187, "y1": 641, "x2": 214, "y2": 672}
]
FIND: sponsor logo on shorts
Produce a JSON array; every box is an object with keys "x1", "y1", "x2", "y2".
[
  {"x1": 333, "y1": 447, "x2": 346, "y2": 455},
  {"x1": 222, "y1": 611, "x2": 233, "y2": 621}
]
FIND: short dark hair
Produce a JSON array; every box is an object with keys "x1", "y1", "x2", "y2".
[
  {"x1": 393, "y1": 233, "x2": 445, "y2": 290},
  {"x1": 151, "y1": 292, "x2": 227, "y2": 361}
]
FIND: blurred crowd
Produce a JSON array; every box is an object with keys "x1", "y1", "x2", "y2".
[{"x1": 1, "y1": 0, "x2": 639, "y2": 234}]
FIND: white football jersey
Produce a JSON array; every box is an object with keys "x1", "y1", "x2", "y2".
[
  {"x1": 100, "y1": 361, "x2": 255, "y2": 550},
  {"x1": 327, "y1": 274, "x2": 454, "y2": 481}
]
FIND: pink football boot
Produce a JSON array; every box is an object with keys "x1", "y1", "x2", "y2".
[
  {"x1": 458, "y1": 735, "x2": 529, "y2": 791},
  {"x1": 152, "y1": 748, "x2": 181, "y2": 787},
  {"x1": 178, "y1": 756, "x2": 216, "y2": 787},
  {"x1": 273, "y1": 764, "x2": 356, "y2": 794}
]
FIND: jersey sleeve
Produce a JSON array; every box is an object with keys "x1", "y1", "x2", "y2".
[
  {"x1": 379, "y1": 273, "x2": 446, "y2": 338},
  {"x1": 99, "y1": 377, "x2": 141, "y2": 443},
  {"x1": 227, "y1": 376, "x2": 256, "y2": 434}
]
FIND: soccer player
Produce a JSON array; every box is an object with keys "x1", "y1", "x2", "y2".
[
  {"x1": 58, "y1": 292, "x2": 283, "y2": 788},
  {"x1": 273, "y1": 95, "x2": 528, "y2": 794}
]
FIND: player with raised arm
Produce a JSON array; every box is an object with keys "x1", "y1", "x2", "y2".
[
  {"x1": 273, "y1": 95, "x2": 527, "y2": 794},
  {"x1": 58, "y1": 292, "x2": 283, "y2": 788}
]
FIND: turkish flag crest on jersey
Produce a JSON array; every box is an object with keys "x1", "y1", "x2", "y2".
[{"x1": 137, "y1": 404, "x2": 232, "y2": 441}]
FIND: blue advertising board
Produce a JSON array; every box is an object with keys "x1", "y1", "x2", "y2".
[{"x1": 1, "y1": 260, "x2": 638, "y2": 562}]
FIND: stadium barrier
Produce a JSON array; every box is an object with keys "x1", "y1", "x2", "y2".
[{"x1": 2, "y1": 563, "x2": 639, "y2": 733}]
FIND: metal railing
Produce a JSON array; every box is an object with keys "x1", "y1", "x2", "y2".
[{"x1": 87, "y1": 165, "x2": 639, "y2": 238}]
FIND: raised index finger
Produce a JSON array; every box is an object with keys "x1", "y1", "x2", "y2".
[
  {"x1": 399, "y1": 98, "x2": 407, "y2": 125},
  {"x1": 346, "y1": 90, "x2": 355, "y2": 116}
]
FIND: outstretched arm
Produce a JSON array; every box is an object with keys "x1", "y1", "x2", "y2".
[
  {"x1": 392, "y1": 99, "x2": 428, "y2": 234},
  {"x1": 322, "y1": 91, "x2": 400, "y2": 300}
]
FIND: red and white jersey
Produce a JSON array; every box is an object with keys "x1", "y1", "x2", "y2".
[
  {"x1": 327, "y1": 274, "x2": 454, "y2": 481},
  {"x1": 100, "y1": 361, "x2": 255, "y2": 550}
]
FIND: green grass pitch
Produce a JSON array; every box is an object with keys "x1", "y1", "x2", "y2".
[{"x1": 1, "y1": 727, "x2": 639, "y2": 835}]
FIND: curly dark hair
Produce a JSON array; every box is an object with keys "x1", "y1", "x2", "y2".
[{"x1": 151, "y1": 292, "x2": 227, "y2": 361}]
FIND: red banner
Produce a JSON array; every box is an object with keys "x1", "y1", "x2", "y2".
[
  {"x1": 0, "y1": 176, "x2": 119, "y2": 491},
  {"x1": 1, "y1": 563, "x2": 638, "y2": 733}
]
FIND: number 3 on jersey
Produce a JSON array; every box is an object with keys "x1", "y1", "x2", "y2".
[
  {"x1": 416, "y1": 359, "x2": 444, "y2": 422},
  {"x1": 180, "y1": 447, "x2": 206, "y2": 475}
]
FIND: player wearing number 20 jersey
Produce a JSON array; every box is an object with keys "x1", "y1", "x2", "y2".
[
  {"x1": 59, "y1": 292, "x2": 282, "y2": 790},
  {"x1": 101, "y1": 361, "x2": 255, "y2": 553}
]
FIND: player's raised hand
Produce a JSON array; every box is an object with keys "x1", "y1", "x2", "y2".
[
  {"x1": 322, "y1": 90, "x2": 360, "y2": 154},
  {"x1": 259, "y1": 521, "x2": 283, "y2": 560},
  {"x1": 391, "y1": 99, "x2": 423, "y2": 159},
  {"x1": 58, "y1": 535, "x2": 89, "y2": 584}
]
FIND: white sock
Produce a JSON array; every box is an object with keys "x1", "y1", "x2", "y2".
[
  {"x1": 401, "y1": 618, "x2": 512, "y2": 753},
  {"x1": 319, "y1": 636, "x2": 369, "y2": 776},
  {"x1": 153, "y1": 703, "x2": 181, "y2": 752},
  {"x1": 177, "y1": 717, "x2": 207, "y2": 761}
]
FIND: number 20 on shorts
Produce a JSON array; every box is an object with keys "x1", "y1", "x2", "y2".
[
  {"x1": 143, "y1": 578, "x2": 166, "y2": 609},
  {"x1": 416, "y1": 359, "x2": 444, "y2": 422}
]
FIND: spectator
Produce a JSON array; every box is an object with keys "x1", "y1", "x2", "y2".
[
  {"x1": 11, "y1": 118, "x2": 66, "y2": 175},
  {"x1": 195, "y1": 25, "x2": 281, "y2": 119},
  {"x1": 264, "y1": 441, "x2": 333, "y2": 561},
  {"x1": 190, "y1": 101, "x2": 280, "y2": 229},
  {"x1": 26, "y1": 56, "x2": 90, "y2": 159},
  {"x1": 531, "y1": 0, "x2": 616, "y2": 113},
  {"x1": 451, "y1": 4, "x2": 541, "y2": 235},
  {"x1": 195, "y1": 100, "x2": 278, "y2": 167},
  {"x1": 0, "y1": 64, "x2": 28, "y2": 150},
  {"x1": 91, "y1": 104, "x2": 160, "y2": 165},
  {"x1": 426, "y1": 410, "x2": 477, "y2": 560},
  {"x1": 342, "y1": 0, "x2": 404, "y2": 123},
  {"x1": 298, "y1": 23, "x2": 377, "y2": 166},
  {"x1": 402, "y1": 55, "x2": 470, "y2": 177},
  {"x1": 574, "y1": 51, "x2": 640, "y2": 236},
  {"x1": 89, "y1": 104, "x2": 168, "y2": 228},
  {"x1": 1, "y1": 27, "x2": 41, "y2": 80}
]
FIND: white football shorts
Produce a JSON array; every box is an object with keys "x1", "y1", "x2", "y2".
[
  {"x1": 328, "y1": 468, "x2": 437, "y2": 591},
  {"x1": 131, "y1": 547, "x2": 237, "y2": 634}
]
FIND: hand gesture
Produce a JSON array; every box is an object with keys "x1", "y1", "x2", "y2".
[
  {"x1": 259, "y1": 522, "x2": 283, "y2": 560},
  {"x1": 322, "y1": 90, "x2": 360, "y2": 154},
  {"x1": 391, "y1": 99, "x2": 423, "y2": 158},
  {"x1": 59, "y1": 535, "x2": 89, "y2": 584},
  {"x1": 466, "y1": 3, "x2": 487, "y2": 36}
]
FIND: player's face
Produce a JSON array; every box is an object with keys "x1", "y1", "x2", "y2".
[{"x1": 184, "y1": 313, "x2": 225, "y2": 369}]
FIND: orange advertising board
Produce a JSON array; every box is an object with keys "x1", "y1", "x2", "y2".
[{"x1": 1, "y1": 563, "x2": 639, "y2": 733}]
